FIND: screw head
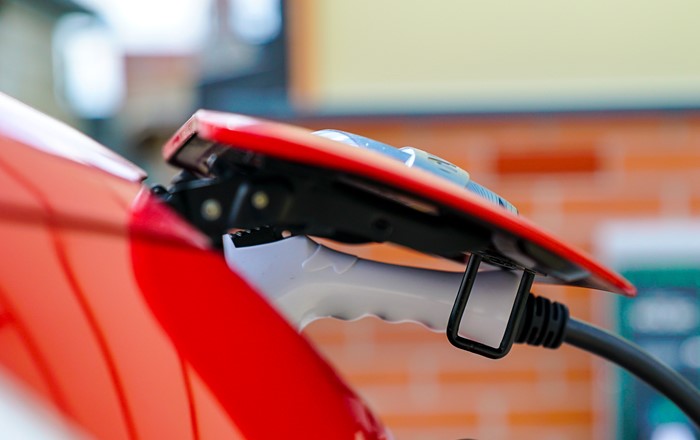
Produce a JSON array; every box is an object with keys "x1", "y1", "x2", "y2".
[
  {"x1": 251, "y1": 191, "x2": 270, "y2": 210},
  {"x1": 201, "y1": 199, "x2": 222, "y2": 221}
]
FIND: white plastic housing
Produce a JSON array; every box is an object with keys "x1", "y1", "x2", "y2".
[{"x1": 224, "y1": 236, "x2": 522, "y2": 349}]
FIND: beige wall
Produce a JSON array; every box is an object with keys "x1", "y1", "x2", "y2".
[{"x1": 294, "y1": 0, "x2": 700, "y2": 111}]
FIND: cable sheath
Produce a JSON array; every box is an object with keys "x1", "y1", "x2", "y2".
[{"x1": 564, "y1": 318, "x2": 700, "y2": 426}]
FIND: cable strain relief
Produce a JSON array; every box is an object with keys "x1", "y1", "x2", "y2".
[{"x1": 515, "y1": 293, "x2": 570, "y2": 349}]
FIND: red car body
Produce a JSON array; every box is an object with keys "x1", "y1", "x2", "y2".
[{"x1": 0, "y1": 93, "x2": 388, "y2": 439}]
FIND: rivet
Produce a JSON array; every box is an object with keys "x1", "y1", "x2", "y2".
[
  {"x1": 201, "y1": 199, "x2": 222, "y2": 221},
  {"x1": 251, "y1": 191, "x2": 270, "y2": 210}
]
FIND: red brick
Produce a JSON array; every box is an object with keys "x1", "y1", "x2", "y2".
[
  {"x1": 379, "y1": 409, "x2": 593, "y2": 429},
  {"x1": 562, "y1": 197, "x2": 660, "y2": 216},
  {"x1": 497, "y1": 150, "x2": 601, "y2": 175},
  {"x1": 623, "y1": 153, "x2": 700, "y2": 172}
]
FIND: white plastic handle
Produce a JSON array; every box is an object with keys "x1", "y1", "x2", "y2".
[{"x1": 223, "y1": 236, "x2": 522, "y2": 349}]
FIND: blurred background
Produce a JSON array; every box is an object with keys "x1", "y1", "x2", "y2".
[{"x1": 1, "y1": 0, "x2": 700, "y2": 438}]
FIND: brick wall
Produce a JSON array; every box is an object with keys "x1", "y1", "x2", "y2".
[{"x1": 295, "y1": 112, "x2": 700, "y2": 439}]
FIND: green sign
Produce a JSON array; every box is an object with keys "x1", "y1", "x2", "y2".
[{"x1": 618, "y1": 268, "x2": 700, "y2": 439}]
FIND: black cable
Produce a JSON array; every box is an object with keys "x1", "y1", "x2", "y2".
[
  {"x1": 515, "y1": 294, "x2": 700, "y2": 427},
  {"x1": 564, "y1": 318, "x2": 700, "y2": 427}
]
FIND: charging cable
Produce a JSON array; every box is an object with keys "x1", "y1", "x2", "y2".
[{"x1": 516, "y1": 294, "x2": 700, "y2": 427}]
